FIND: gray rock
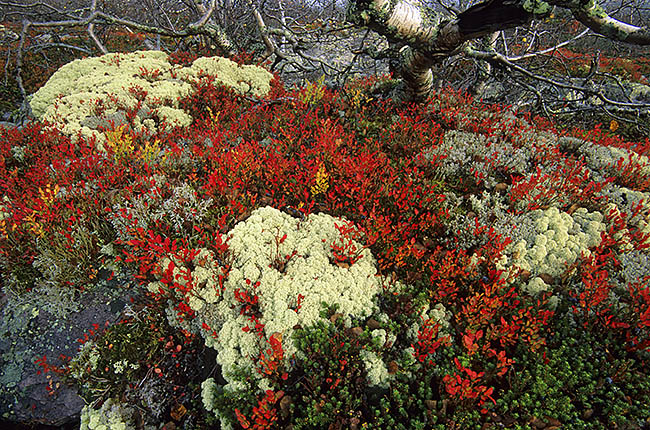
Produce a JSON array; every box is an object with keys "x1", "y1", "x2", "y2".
[{"x1": 0, "y1": 276, "x2": 133, "y2": 426}]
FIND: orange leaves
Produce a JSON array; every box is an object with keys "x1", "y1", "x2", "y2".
[
  {"x1": 137, "y1": 65, "x2": 163, "y2": 82},
  {"x1": 443, "y1": 358, "x2": 495, "y2": 410},
  {"x1": 508, "y1": 148, "x2": 606, "y2": 212},
  {"x1": 569, "y1": 228, "x2": 650, "y2": 353},
  {"x1": 235, "y1": 409, "x2": 250, "y2": 429},
  {"x1": 425, "y1": 247, "x2": 476, "y2": 302},
  {"x1": 257, "y1": 332, "x2": 288, "y2": 381},
  {"x1": 235, "y1": 390, "x2": 284, "y2": 430},
  {"x1": 427, "y1": 230, "x2": 554, "y2": 407},
  {"x1": 8, "y1": 58, "x2": 650, "y2": 428},
  {"x1": 611, "y1": 151, "x2": 650, "y2": 192},
  {"x1": 550, "y1": 47, "x2": 650, "y2": 84},
  {"x1": 412, "y1": 318, "x2": 450, "y2": 365},
  {"x1": 235, "y1": 285, "x2": 260, "y2": 309},
  {"x1": 330, "y1": 220, "x2": 365, "y2": 266},
  {"x1": 489, "y1": 349, "x2": 515, "y2": 377},
  {"x1": 462, "y1": 329, "x2": 483, "y2": 356}
]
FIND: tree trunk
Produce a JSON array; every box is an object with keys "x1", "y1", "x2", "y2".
[
  {"x1": 347, "y1": 0, "x2": 650, "y2": 102},
  {"x1": 346, "y1": 0, "x2": 535, "y2": 101}
]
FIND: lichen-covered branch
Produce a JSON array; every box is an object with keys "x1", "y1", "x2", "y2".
[
  {"x1": 246, "y1": 0, "x2": 278, "y2": 58},
  {"x1": 549, "y1": 0, "x2": 650, "y2": 45}
]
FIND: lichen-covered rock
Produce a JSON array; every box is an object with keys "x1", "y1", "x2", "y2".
[
  {"x1": 0, "y1": 282, "x2": 128, "y2": 426},
  {"x1": 422, "y1": 129, "x2": 532, "y2": 189},
  {"x1": 568, "y1": 138, "x2": 650, "y2": 179},
  {"x1": 29, "y1": 51, "x2": 274, "y2": 148}
]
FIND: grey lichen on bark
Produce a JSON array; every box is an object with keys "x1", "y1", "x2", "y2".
[
  {"x1": 548, "y1": 0, "x2": 649, "y2": 45},
  {"x1": 347, "y1": 0, "x2": 456, "y2": 101}
]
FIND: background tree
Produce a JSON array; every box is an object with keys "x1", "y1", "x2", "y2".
[{"x1": 1, "y1": 0, "x2": 649, "y2": 135}]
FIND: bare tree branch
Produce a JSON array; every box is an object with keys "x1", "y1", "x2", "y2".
[
  {"x1": 549, "y1": 0, "x2": 650, "y2": 45},
  {"x1": 2, "y1": 0, "x2": 648, "y2": 131},
  {"x1": 464, "y1": 43, "x2": 650, "y2": 109},
  {"x1": 507, "y1": 28, "x2": 590, "y2": 61}
]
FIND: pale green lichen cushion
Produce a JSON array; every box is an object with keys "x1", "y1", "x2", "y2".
[
  {"x1": 29, "y1": 51, "x2": 273, "y2": 148},
  {"x1": 147, "y1": 206, "x2": 385, "y2": 421}
]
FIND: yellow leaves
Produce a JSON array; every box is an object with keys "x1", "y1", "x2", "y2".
[
  {"x1": 20, "y1": 183, "x2": 61, "y2": 238},
  {"x1": 23, "y1": 212, "x2": 45, "y2": 238},
  {"x1": 38, "y1": 184, "x2": 59, "y2": 208},
  {"x1": 170, "y1": 403, "x2": 187, "y2": 421},
  {"x1": 206, "y1": 106, "x2": 220, "y2": 126},
  {"x1": 300, "y1": 75, "x2": 326, "y2": 106},
  {"x1": 139, "y1": 138, "x2": 161, "y2": 164},
  {"x1": 609, "y1": 120, "x2": 619, "y2": 132},
  {"x1": 311, "y1": 164, "x2": 329, "y2": 196},
  {"x1": 106, "y1": 125, "x2": 160, "y2": 164},
  {"x1": 346, "y1": 85, "x2": 372, "y2": 110},
  {"x1": 0, "y1": 184, "x2": 60, "y2": 239},
  {"x1": 105, "y1": 124, "x2": 134, "y2": 161}
]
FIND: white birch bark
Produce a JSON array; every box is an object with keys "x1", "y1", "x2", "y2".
[{"x1": 347, "y1": 0, "x2": 650, "y2": 102}]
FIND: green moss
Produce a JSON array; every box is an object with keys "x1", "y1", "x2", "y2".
[
  {"x1": 496, "y1": 314, "x2": 650, "y2": 428},
  {"x1": 522, "y1": 0, "x2": 552, "y2": 15},
  {"x1": 588, "y1": 1, "x2": 610, "y2": 19}
]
